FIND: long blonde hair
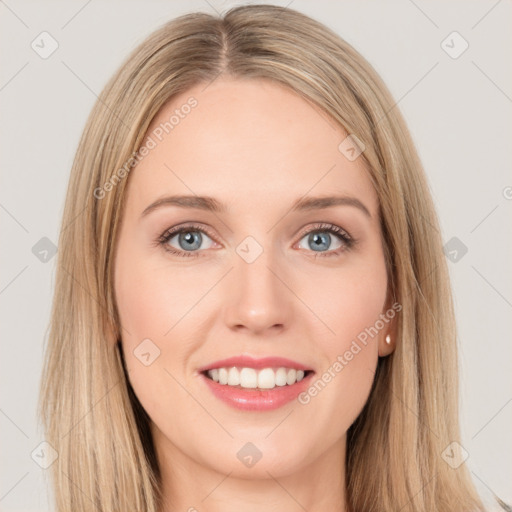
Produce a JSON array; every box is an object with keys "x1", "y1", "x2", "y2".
[{"x1": 39, "y1": 5, "x2": 495, "y2": 511}]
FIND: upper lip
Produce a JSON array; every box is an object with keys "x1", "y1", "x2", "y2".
[{"x1": 197, "y1": 355, "x2": 314, "y2": 373}]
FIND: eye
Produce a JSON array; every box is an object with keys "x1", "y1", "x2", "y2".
[
  {"x1": 157, "y1": 223, "x2": 216, "y2": 258},
  {"x1": 156, "y1": 221, "x2": 355, "y2": 259},
  {"x1": 296, "y1": 222, "x2": 354, "y2": 257}
]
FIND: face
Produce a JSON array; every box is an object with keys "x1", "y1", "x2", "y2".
[{"x1": 114, "y1": 77, "x2": 394, "y2": 480}]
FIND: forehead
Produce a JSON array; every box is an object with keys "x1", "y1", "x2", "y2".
[{"x1": 126, "y1": 77, "x2": 378, "y2": 217}]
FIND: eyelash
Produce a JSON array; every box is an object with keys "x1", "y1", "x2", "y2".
[{"x1": 155, "y1": 222, "x2": 356, "y2": 259}]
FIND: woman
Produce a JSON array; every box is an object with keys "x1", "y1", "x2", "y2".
[{"x1": 38, "y1": 4, "x2": 506, "y2": 511}]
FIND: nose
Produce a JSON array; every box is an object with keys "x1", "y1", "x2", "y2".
[{"x1": 222, "y1": 245, "x2": 294, "y2": 336}]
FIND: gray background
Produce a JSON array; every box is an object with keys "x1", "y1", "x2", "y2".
[{"x1": 1, "y1": 1, "x2": 511, "y2": 510}]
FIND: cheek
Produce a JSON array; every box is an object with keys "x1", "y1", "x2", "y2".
[
  {"x1": 115, "y1": 249, "x2": 201, "y2": 343},
  {"x1": 294, "y1": 252, "x2": 387, "y2": 425},
  {"x1": 114, "y1": 242, "x2": 189, "y2": 391},
  {"x1": 303, "y1": 255, "x2": 388, "y2": 353},
  {"x1": 114, "y1": 251, "x2": 197, "y2": 432},
  {"x1": 116, "y1": 263, "x2": 173, "y2": 337}
]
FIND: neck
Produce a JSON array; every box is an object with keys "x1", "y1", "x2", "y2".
[{"x1": 152, "y1": 424, "x2": 348, "y2": 512}]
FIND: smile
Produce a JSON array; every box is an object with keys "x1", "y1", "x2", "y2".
[{"x1": 204, "y1": 366, "x2": 311, "y2": 389}]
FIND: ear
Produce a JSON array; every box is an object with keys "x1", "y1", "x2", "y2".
[
  {"x1": 378, "y1": 323, "x2": 396, "y2": 357},
  {"x1": 378, "y1": 297, "x2": 399, "y2": 357}
]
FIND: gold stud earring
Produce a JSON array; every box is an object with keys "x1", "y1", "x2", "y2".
[{"x1": 385, "y1": 334, "x2": 391, "y2": 345}]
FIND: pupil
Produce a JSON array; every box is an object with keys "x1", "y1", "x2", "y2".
[
  {"x1": 310, "y1": 232, "x2": 330, "y2": 251},
  {"x1": 180, "y1": 231, "x2": 201, "y2": 250}
]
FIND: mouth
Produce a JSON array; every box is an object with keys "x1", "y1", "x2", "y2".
[
  {"x1": 199, "y1": 359, "x2": 316, "y2": 411},
  {"x1": 197, "y1": 355, "x2": 315, "y2": 391},
  {"x1": 201, "y1": 367, "x2": 315, "y2": 390}
]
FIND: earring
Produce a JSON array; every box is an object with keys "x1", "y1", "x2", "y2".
[{"x1": 385, "y1": 334, "x2": 391, "y2": 345}]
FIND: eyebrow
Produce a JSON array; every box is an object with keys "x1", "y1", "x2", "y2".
[{"x1": 140, "y1": 194, "x2": 372, "y2": 218}]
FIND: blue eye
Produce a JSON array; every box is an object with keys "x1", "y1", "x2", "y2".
[
  {"x1": 299, "y1": 231, "x2": 341, "y2": 252},
  {"x1": 296, "y1": 223, "x2": 354, "y2": 257},
  {"x1": 158, "y1": 223, "x2": 215, "y2": 257},
  {"x1": 156, "y1": 222, "x2": 355, "y2": 258}
]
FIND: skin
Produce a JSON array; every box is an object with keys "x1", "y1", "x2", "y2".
[{"x1": 114, "y1": 77, "x2": 395, "y2": 512}]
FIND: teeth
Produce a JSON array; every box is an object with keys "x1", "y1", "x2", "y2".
[
  {"x1": 206, "y1": 367, "x2": 308, "y2": 389},
  {"x1": 218, "y1": 368, "x2": 228, "y2": 385},
  {"x1": 240, "y1": 368, "x2": 258, "y2": 388},
  {"x1": 275, "y1": 367, "x2": 288, "y2": 386},
  {"x1": 258, "y1": 368, "x2": 275, "y2": 389},
  {"x1": 286, "y1": 369, "x2": 297, "y2": 385},
  {"x1": 227, "y1": 367, "x2": 240, "y2": 386}
]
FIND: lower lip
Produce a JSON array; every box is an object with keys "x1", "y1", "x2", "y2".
[{"x1": 200, "y1": 372, "x2": 315, "y2": 411}]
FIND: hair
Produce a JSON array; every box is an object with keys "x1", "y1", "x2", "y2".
[{"x1": 38, "y1": 4, "x2": 505, "y2": 512}]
